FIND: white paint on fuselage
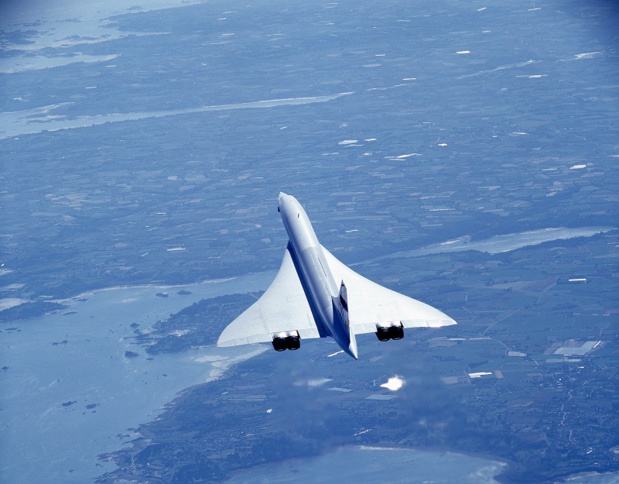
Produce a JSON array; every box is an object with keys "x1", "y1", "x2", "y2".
[{"x1": 278, "y1": 192, "x2": 357, "y2": 358}]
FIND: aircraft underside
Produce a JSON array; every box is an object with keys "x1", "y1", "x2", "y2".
[
  {"x1": 270, "y1": 321, "x2": 406, "y2": 352},
  {"x1": 217, "y1": 193, "x2": 457, "y2": 360}
]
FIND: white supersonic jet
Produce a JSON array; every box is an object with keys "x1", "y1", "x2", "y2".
[{"x1": 217, "y1": 193, "x2": 456, "y2": 359}]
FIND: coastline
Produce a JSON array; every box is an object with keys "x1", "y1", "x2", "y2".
[{"x1": 1, "y1": 276, "x2": 271, "y2": 483}]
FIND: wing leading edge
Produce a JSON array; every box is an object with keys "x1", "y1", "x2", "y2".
[
  {"x1": 322, "y1": 247, "x2": 457, "y2": 335},
  {"x1": 217, "y1": 248, "x2": 321, "y2": 347}
]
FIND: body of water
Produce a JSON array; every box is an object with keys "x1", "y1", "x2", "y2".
[
  {"x1": 0, "y1": 273, "x2": 271, "y2": 483},
  {"x1": 226, "y1": 445, "x2": 506, "y2": 483}
]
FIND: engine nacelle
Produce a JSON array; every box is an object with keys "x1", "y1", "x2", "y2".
[
  {"x1": 272, "y1": 331, "x2": 301, "y2": 351},
  {"x1": 272, "y1": 335, "x2": 287, "y2": 352},
  {"x1": 375, "y1": 326, "x2": 391, "y2": 342},
  {"x1": 375, "y1": 322, "x2": 404, "y2": 341},
  {"x1": 286, "y1": 334, "x2": 301, "y2": 350},
  {"x1": 388, "y1": 324, "x2": 404, "y2": 340}
]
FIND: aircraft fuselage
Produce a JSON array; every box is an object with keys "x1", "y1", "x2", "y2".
[{"x1": 278, "y1": 192, "x2": 358, "y2": 358}]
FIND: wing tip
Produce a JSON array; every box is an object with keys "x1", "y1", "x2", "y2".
[{"x1": 431, "y1": 318, "x2": 458, "y2": 328}]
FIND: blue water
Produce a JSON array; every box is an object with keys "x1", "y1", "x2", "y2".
[
  {"x1": 0, "y1": 274, "x2": 271, "y2": 483},
  {"x1": 225, "y1": 446, "x2": 506, "y2": 484}
]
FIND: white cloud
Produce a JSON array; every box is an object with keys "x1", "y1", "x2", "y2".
[{"x1": 380, "y1": 376, "x2": 405, "y2": 391}]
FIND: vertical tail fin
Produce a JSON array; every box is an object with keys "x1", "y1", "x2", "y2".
[
  {"x1": 338, "y1": 280, "x2": 348, "y2": 315},
  {"x1": 333, "y1": 280, "x2": 357, "y2": 359},
  {"x1": 340, "y1": 281, "x2": 357, "y2": 358}
]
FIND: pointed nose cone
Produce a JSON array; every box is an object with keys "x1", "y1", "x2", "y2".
[
  {"x1": 278, "y1": 192, "x2": 289, "y2": 209},
  {"x1": 278, "y1": 192, "x2": 287, "y2": 212}
]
